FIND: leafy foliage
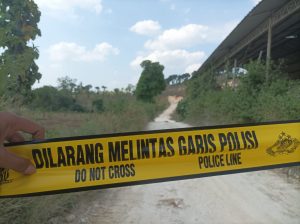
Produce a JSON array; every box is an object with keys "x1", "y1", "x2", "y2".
[
  {"x1": 0, "y1": 0, "x2": 41, "y2": 100},
  {"x1": 177, "y1": 61, "x2": 300, "y2": 125},
  {"x1": 29, "y1": 76, "x2": 165, "y2": 118},
  {"x1": 30, "y1": 86, "x2": 85, "y2": 112},
  {"x1": 92, "y1": 99, "x2": 105, "y2": 112},
  {"x1": 135, "y1": 60, "x2": 166, "y2": 102},
  {"x1": 165, "y1": 73, "x2": 191, "y2": 85}
]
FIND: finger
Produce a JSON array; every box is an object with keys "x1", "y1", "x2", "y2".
[
  {"x1": 13, "y1": 116, "x2": 45, "y2": 140},
  {"x1": 5, "y1": 132, "x2": 25, "y2": 143},
  {"x1": 0, "y1": 146, "x2": 36, "y2": 175}
]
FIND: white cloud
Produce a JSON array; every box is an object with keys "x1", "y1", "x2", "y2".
[
  {"x1": 145, "y1": 22, "x2": 238, "y2": 50},
  {"x1": 170, "y1": 4, "x2": 176, "y2": 11},
  {"x1": 35, "y1": 0, "x2": 103, "y2": 14},
  {"x1": 130, "y1": 21, "x2": 237, "y2": 76},
  {"x1": 130, "y1": 49, "x2": 205, "y2": 75},
  {"x1": 105, "y1": 8, "x2": 113, "y2": 14},
  {"x1": 48, "y1": 42, "x2": 119, "y2": 62},
  {"x1": 185, "y1": 63, "x2": 201, "y2": 74},
  {"x1": 130, "y1": 20, "x2": 161, "y2": 36},
  {"x1": 184, "y1": 8, "x2": 191, "y2": 14},
  {"x1": 251, "y1": 0, "x2": 262, "y2": 5}
]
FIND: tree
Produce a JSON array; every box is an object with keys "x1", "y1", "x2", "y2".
[
  {"x1": 92, "y1": 98, "x2": 104, "y2": 112},
  {"x1": 165, "y1": 74, "x2": 178, "y2": 85},
  {"x1": 31, "y1": 86, "x2": 78, "y2": 111},
  {"x1": 84, "y1": 84, "x2": 93, "y2": 92},
  {"x1": 0, "y1": 0, "x2": 41, "y2": 100},
  {"x1": 178, "y1": 73, "x2": 191, "y2": 84},
  {"x1": 57, "y1": 76, "x2": 77, "y2": 92},
  {"x1": 95, "y1": 86, "x2": 100, "y2": 94},
  {"x1": 101, "y1": 85, "x2": 107, "y2": 92},
  {"x1": 125, "y1": 84, "x2": 135, "y2": 93},
  {"x1": 75, "y1": 82, "x2": 84, "y2": 95},
  {"x1": 114, "y1": 88, "x2": 120, "y2": 94},
  {"x1": 135, "y1": 60, "x2": 166, "y2": 102}
]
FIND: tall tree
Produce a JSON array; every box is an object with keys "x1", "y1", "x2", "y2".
[
  {"x1": 125, "y1": 84, "x2": 135, "y2": 93},
  {"x1": 0, "y1": 0, "x2": 41, "y2": 100},
  {"x1": 101, "y1": 85, "x2": 107, "y2": 92},
  {"x1": 57, "y1": 76, "x2": 77, "y2": 92},
  {"x1": 135, "y1": 60, "x2": 166, "y2": 102},
  {"x1": 95, "y1": 86, "x2": 100, "y2": 94},
  {"x1": 178, "y1": 73, "x2": 191, "y2": 84},
  {"x1": 165, "y1": 74, "x2": 178, "y2": 85}
]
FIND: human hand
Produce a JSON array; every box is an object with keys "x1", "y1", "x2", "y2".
[{"x1": 0, "y1": 112, "x2": 45, "y2": 175}]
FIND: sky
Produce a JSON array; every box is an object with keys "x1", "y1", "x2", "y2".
[{"x1": 31, "y1": 0, "x2": 261, "y2": 90}]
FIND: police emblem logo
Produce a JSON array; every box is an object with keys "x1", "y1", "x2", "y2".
[{"x1": 266, "y1": 132, "x2": 300, "y2": 156}]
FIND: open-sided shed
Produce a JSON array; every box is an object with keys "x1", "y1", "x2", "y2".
[{"x1": 198, "y1": 0, "x2": 300, "y2": 78}]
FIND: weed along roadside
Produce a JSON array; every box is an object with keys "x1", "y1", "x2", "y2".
[
  {"x1": 1, "y1": 94, "x2": 299, "y2": 223},
  {"x1": 1, "y1": 0, "x2": 299, "y2": 223},
  {"x1": 0, "y1": 92, "x2": 167, "y2": 224},
  {"x1": 175, "y1": 60, "x2": 300, "y2": 180},
  {"x1": 147, "y1": 96, "x2": 191, "y2": 130},
  {"x1": 49, "y1": 96, "x2": 300, "y2": 224}
]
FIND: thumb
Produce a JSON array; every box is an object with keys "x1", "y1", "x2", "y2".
[{"x1": 0, "y1": 146, "x2": 36, "y2": 175}]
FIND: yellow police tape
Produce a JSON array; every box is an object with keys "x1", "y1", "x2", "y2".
[{"x1": 1, "y1": 121, "x2": 299, "y2": 197}]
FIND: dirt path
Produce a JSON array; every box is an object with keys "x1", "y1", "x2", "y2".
[
  {"x1": 147, "y1": 96, "x2": 190, "y2": 130},
  {"x1": 71, "y1": 96, "x2": 300, "y2": 224}
]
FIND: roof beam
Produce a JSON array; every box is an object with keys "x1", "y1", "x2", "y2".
[{"x1": 200, "y1": 0, "x2": 300, "y2": 73}]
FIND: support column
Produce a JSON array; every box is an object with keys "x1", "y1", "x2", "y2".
[
  {"x1": 225, "y1": 59, "x2": 230, "y2": 88},
  {"x1": 257, "y1": 50, "x2": 263, "y2": 62},
  {"x1": 233, "y1": 59, "x2": 237, "y2": 87},
  {"x1": 266, "y1": 17, "x2": 272, "y2": 83}
]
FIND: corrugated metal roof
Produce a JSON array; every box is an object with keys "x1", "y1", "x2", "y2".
[{"x1": 198, "y1": 0, "x2": 291, "y2": 73}]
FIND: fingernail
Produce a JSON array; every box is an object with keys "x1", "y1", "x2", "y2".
[{"x1": 24, "y1": 164, "x2": 36, "y2": 175}]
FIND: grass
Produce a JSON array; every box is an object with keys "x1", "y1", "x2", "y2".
[
  {"x1": 0, "y1": 193, "x2": 81, "y2": 224},
  {"x1": 0, "y1": 94, "x2": 167, "y2": 224},
  {"x1": 174, "y1": 61, "x2": 300, "y2": 181}
]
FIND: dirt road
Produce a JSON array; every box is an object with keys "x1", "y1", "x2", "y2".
[{"x1": 72, "y1": 96, "x2": 300, "y2": 224}]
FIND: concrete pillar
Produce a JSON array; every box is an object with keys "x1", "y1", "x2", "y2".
[
  {"x1": 233, "y1": 59, "x2": 237, "y2": 85},
  {"x1": 266, "y1": 17, "x2": 272, "y2": 83}
]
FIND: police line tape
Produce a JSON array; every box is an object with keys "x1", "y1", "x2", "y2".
[{"x1": 1, "y1": 120, "x2": 299, "y2": 198}]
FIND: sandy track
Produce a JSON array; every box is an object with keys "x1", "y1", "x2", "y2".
[{"x1": 72, "y1": 96, "x2": 300, "y2": 224}]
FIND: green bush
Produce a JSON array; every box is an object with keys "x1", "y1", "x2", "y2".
[
  {"x1": 135, "y1": 60, "x2": 166, "y2": 102},
  {"x1": 1, "y1": 89, "x2": 166, "y2": 224},
  {"x1": 178, "y1": 61, "x2": 300, "y2": 125},
  {"x1": 92, "y1": 98, "x2": 105, "y2": 112},
  {"x1": 30, "y1": 86, "x2": 85, "y2": 112}
]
